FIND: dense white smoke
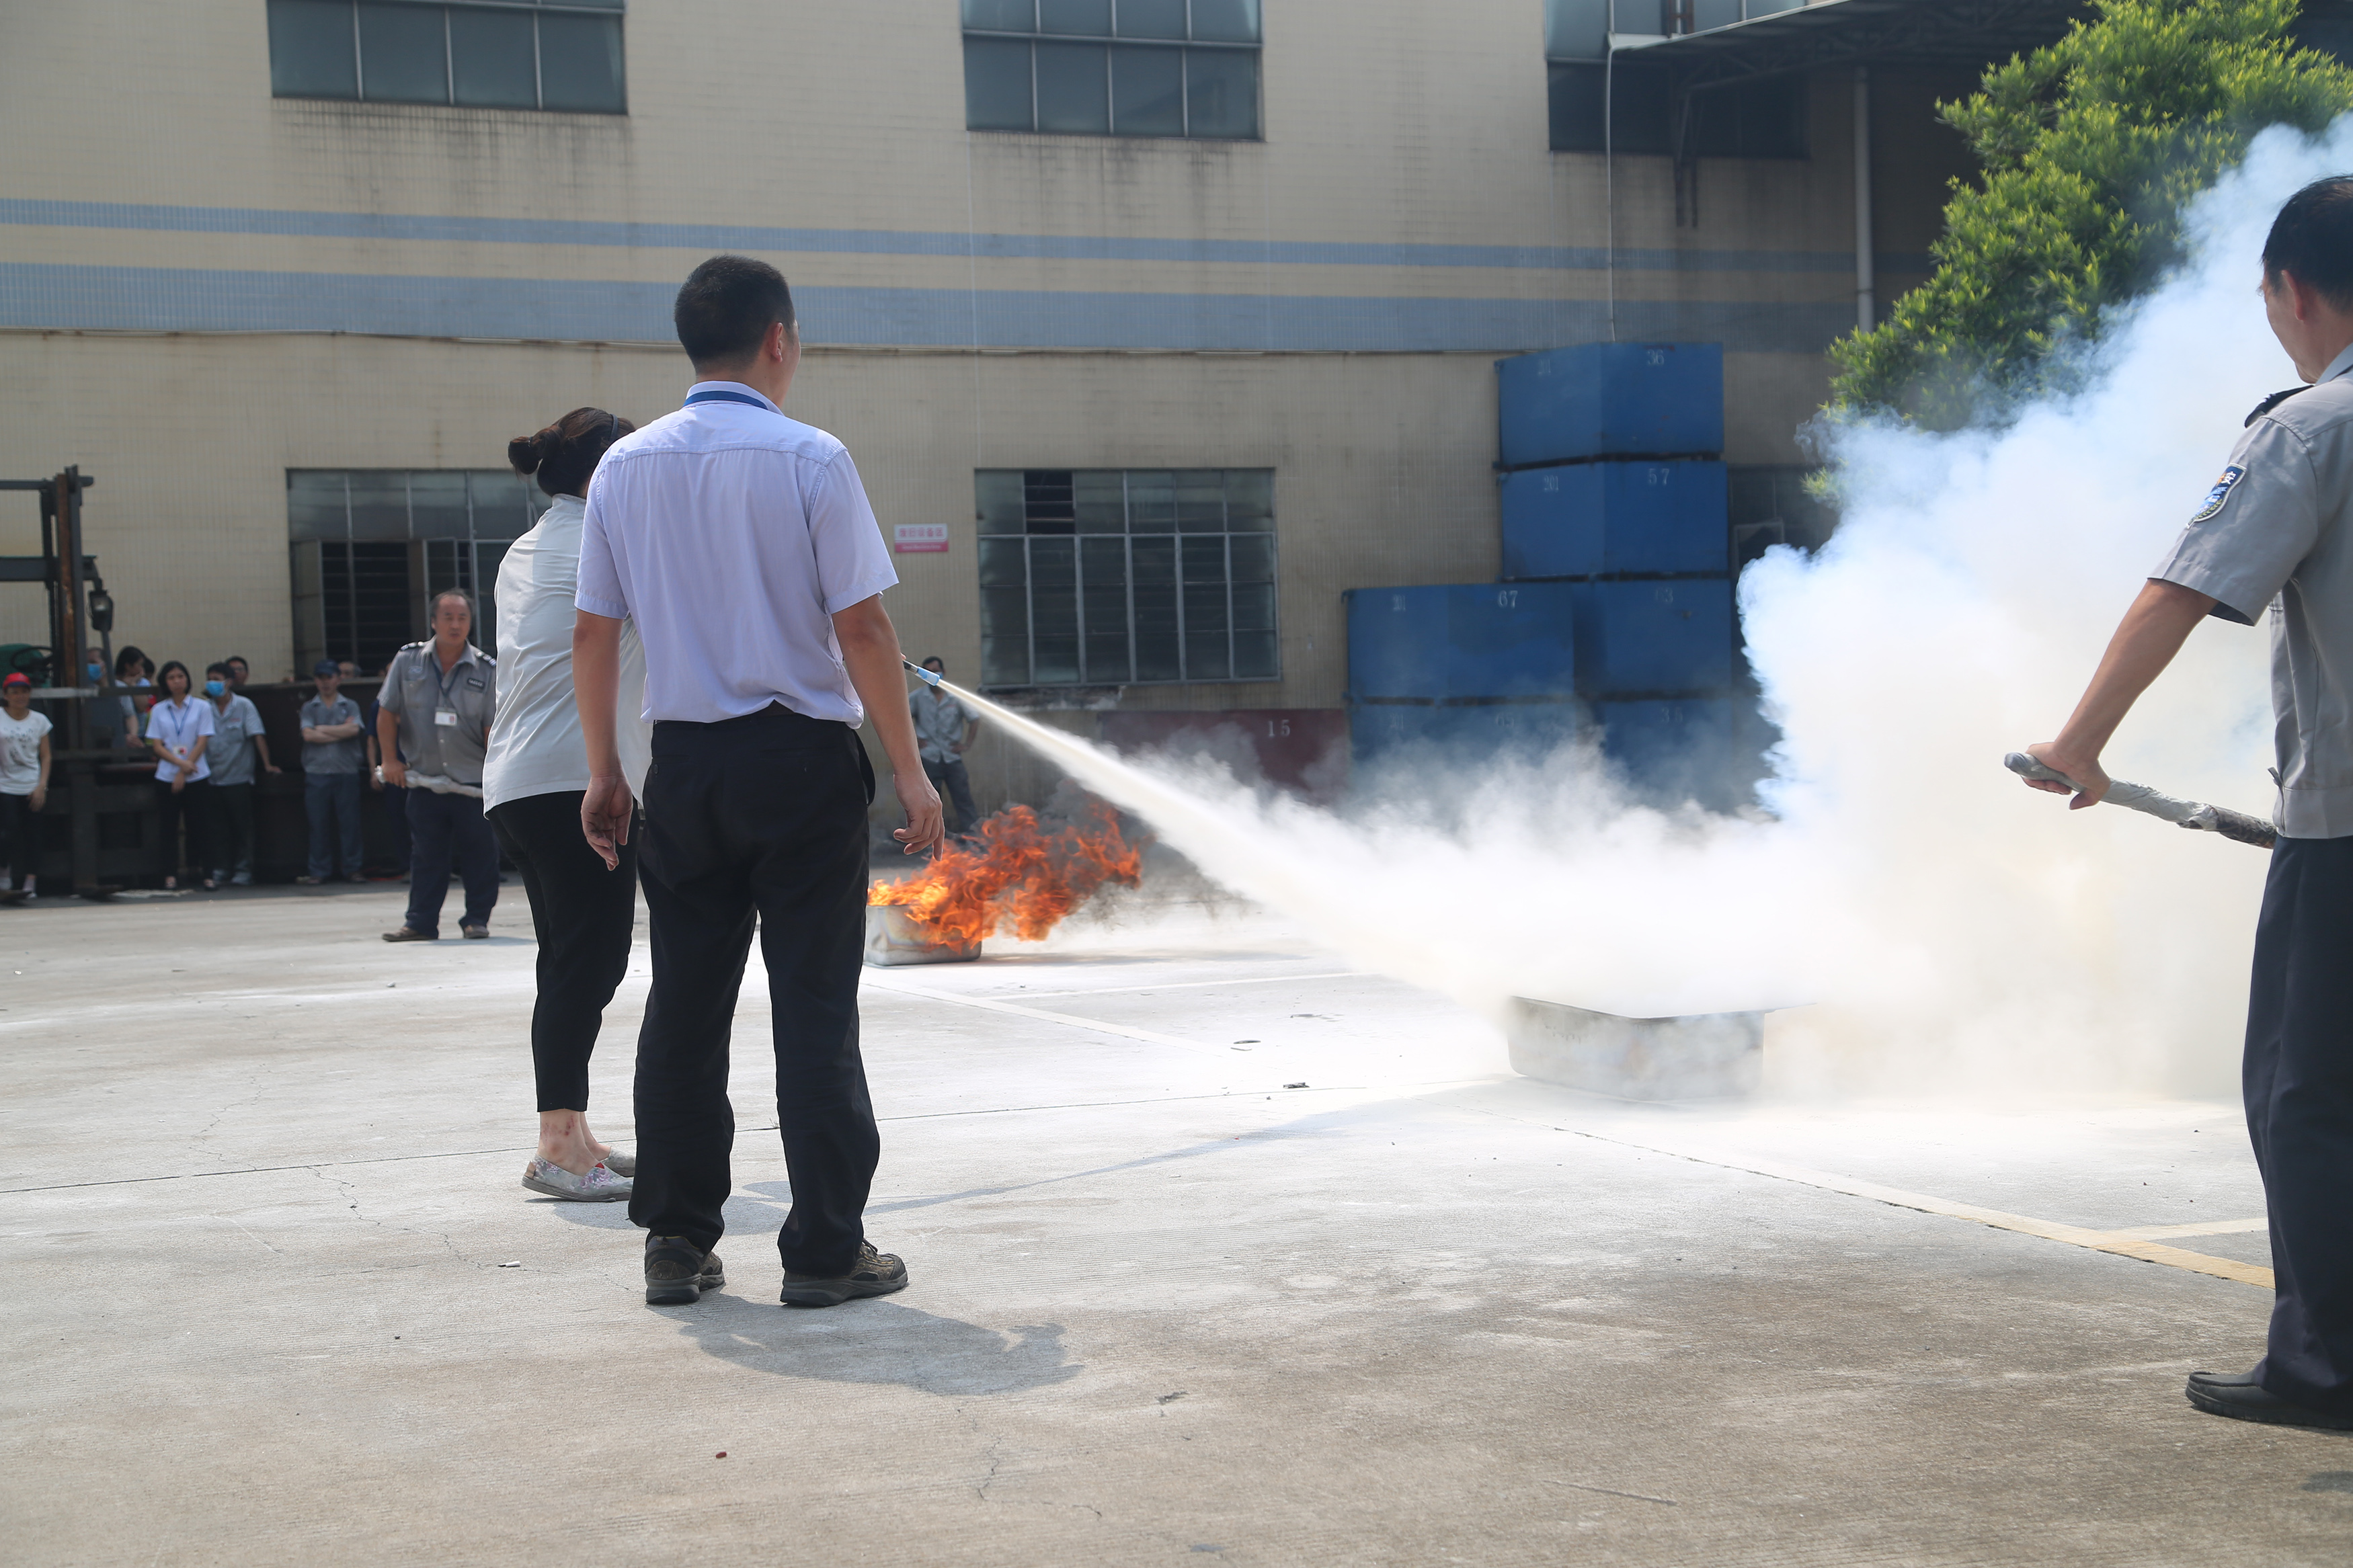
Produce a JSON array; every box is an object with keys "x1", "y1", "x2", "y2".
[{"x1": 966, "y1": 117, "x2": 2353, "y2": 1100}]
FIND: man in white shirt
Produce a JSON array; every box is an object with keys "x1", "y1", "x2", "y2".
[{"x1": 575, "y1": 255, "x2": 943, "y2": 1309}]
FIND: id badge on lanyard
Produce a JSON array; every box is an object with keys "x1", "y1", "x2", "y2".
[{"x1": 435, "y1": 706, "x2": 458, "y2": 729}]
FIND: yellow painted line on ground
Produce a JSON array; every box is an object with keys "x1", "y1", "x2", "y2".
[
  {"x1": 1603, "y1": 1136, "x2": 2275, "y2": 1290},
  {"x1": 2108, "y1": 1216, "x2": 2269, "y2": 1241},
  {"x1": 1458, "y1": 1099, "x2": 2278, "y2": 1291}
]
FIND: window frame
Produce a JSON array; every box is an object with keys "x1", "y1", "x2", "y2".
[
  {"x1": 962, "y1": 1, "x2": 1263, "y2": 141},
  {"x1": 266, "y1": 0, "x2": 627, "y2": 115},
  {"x1": 286, "y1": 468, "x2": 549, "y2": 672},
  {"x1": 975, "y1": 468, "x2": 1279, "y2": 691}
]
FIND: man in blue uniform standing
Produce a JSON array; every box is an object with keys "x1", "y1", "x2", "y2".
[
  {"x1": 2025, "y1": 175, "x2": 2353, "y2": 1431},
  {"x1": 574, "y1": 255, "x2": 943, "y2": 1309}
]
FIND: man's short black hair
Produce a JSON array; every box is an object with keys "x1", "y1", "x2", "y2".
[
  {"x1": 674, "y1": 255, "x2": 796, "y2": 368},
  {"x1": 922, "y1": 657, "x2": 945, "y2": 671},
  {"x1": 2264, "y1": 175, "x2": 2353, "y2": 311}
]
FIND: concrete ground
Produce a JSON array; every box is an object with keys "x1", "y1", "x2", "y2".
[{"x1": 3, "y1": 883, "x2": 2348, "y2": 1567}]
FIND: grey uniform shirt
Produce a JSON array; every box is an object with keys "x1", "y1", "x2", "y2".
[
  {"x1": 206, "y1": 693, "x2": 266, "y2": 787},
  {"x1": 300, "y1": 694, "x2": 364, "y2": 775},
  {"x1": 910, "y1": 687, "x2": 977, "y2": 765},
  {"x1": 2151, "y1": 343, "x2": 2353, "y2": 838},
  {"x1": 376, "y1": 642, "x2": 497, "y2": 786}
]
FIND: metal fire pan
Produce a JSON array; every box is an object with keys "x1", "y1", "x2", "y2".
[
  {"x1": 863, "y1": 904, "x2": 982, "y2": 967},
  {"x1": 1507, "y1": 996, "x2": 1763, "y2": 1102}
]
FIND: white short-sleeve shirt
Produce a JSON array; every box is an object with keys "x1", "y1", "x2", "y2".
[
  {"x1": 483, "y1": 493, "x2": 653, "y2": 811},
  {"x1": 147, "y1": 696, "x2": 215, "y2": 783},
  {"x1": 0, "y1": 709, "x2": 51, "y2": 794},
  {"x1": 576, "y1": 382, "x2": 899, "y2": 726}
]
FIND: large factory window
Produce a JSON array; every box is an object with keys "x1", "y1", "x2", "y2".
[
  {"x1": 1544, "y1": 0, "x2": 1806, "y2": 159},
  {"x1": 286, "y1": 470, "x2": 551, "y2": 676},
  {"x1": 266, "y1": 0, "x2": 627, "y2": 114},
  {"x1": 962, "y1": 1, "x2": 1261, "y2": 140},
  {"x1": 975, "y1": 469, "x2": 1278, "y2": 690}
]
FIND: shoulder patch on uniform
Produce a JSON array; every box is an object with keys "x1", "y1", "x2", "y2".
[{"x1": 2190, "y1": 464, "x2": 2247, "y2": 524}]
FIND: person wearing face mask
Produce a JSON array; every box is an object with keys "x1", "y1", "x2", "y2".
[
  {"x1": 77, "y1": 650, "x2": 122, "y2": 751},
  {"x1": 202, "y1": 662, "x2": 277, "y2": 887},
  {"x1": 113, "y1": 646, "x2": 153, "y2": 751},
  {"x1": 145, "y1": 660, "x2": 214, "y2": 891}
]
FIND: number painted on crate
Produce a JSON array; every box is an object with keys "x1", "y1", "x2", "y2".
[
  {"x1": 1266, "y1": 718, "x2": 1291, "y2": 738},
  {"x1": 1654, "y1": 585, "x2": 1675, "y2": 604},
  {"x1": 1542, "y1": 474, "x2": 1560, "y2": 491},
  {"x1": 1647, "y1": 350, "x2": 1667, "y2": 366},
  {"x1": 1392, "y1": 594, "x2": 1406, "y2": 611},
  {"x1": 1497, "y1": 589, "x2": 1519, "y2": 608},
  {"x1": 1648, "y1": 467, "x2": 1669, "y2": 486}
]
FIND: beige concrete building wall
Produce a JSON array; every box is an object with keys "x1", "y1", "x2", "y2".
[{"x1": 0, "y1": 0, "x2": 1939, "y2": 721}]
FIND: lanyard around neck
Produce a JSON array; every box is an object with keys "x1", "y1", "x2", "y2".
[{"x1": 685, "y1": 388, "x2": 772, "y2": 411}]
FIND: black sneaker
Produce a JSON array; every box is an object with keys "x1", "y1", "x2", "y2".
[
  {"x1": 644, "y1": 1235, "x2": 724, "y2": 1306},
  {"x1": 779, "y1": 1241, "x2": 908, "y2": 1308}
]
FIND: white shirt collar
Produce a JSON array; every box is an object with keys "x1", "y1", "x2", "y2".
[
  {"x1": 686, "y1": 380, "x2": 781, "y2": 413},
  {"x1": 2321, "y1": 342, "x2": 2353, "y2": 386}
]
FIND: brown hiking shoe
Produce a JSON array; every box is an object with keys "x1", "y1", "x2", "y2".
[
  {"x1": 779, "y1": 1241, "x2": 908, "y2": 1308},
  {"x1": 644, "y1": 1235, "x2": 723, "y2": 1306}
]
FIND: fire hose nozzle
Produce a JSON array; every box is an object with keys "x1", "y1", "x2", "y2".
[
  {"x1": 902, "y1": 657, "x2": 943, "y2": 688},
  {"x1": 2003, "y1": 751, "x2": 2276, "y2": 849}
]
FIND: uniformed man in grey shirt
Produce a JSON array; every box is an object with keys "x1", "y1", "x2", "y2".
[
  {"x1": 298, "y1": 659, "x2": 366, "y2": 883},
  {"x1": 376, "y1": 588, "x2": 500, "y2": 940},
  {"x1": 2026, "y1": 175, "x2": 2353, "y2": 1432},
  {"x1": 910, "y1": 655, "x2": 981, "y2": 835}
]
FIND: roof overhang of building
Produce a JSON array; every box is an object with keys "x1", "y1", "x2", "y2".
[{"x1": 1648, "y1": 0, "x2": 2096, "y2": 91}]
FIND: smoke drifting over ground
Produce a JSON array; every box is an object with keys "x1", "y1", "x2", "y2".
[{"x1": 965, "y1": 118, "x2": 2353, "y2": 1101}]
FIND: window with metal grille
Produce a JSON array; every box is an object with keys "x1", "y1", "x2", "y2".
[
  {"x1": 1543, "y1": 0, "x2": 1805, "y2": 158},
  {"x1": 266, "y1": 0, "x2": 626, "y2": 114},
  {"x1": 962, "y1": 1, "x2": 1261, "y2": 140},
  {"x1": 287, "y1": 470, "x2": 551, "y2": 675},
  {"x1": 975, "y1": 469, "x2": 1278, "y2": 689}
]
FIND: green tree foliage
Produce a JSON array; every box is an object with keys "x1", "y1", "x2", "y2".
[{"x1": 1829, "y1": 0, "x2": 2353, "y2": 426}]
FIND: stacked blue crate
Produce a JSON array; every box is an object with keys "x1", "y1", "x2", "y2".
[
  {"x1": 1343, "y1": 583, "x2": 1583, "y2": 766},
  {"x1": 1494, "y1": 343, "x2": 1755, "y2": 803}
]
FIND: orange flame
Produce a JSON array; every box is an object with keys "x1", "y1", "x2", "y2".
[{"x1": 869, "y1": 800, "x2": 1144, "y2": 945}]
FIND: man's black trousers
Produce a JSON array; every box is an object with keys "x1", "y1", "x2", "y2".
[
  {"x1": 628, "y1": 703, "x2": 877, "y2": 1278},
  {"x1": 2245, "y1": 834, "x2": 2353, "y2": 1415},
  {"x1": 488, "y1": 789, "x2": 638, "y2": 1113},
  {"x1": 403, "y1": 787, "x2": 500, "y2": 936}
]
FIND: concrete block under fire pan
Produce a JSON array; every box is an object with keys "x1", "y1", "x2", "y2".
[
  {"x1": 1507, "y1": 997, "x2": 1763, "y2": 1101},
  {"x1": 864, "y1": 905, "x2": 981, "y2": 966}
]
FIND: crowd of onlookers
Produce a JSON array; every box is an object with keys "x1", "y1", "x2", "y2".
[{"x1": 0, "y1": 644, "x2": 420, "y2": 897}]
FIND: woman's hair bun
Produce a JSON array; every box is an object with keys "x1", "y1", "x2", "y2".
[
  {"x1": 507, "y1": 429, "x2": 552, "y2": 476},
  {"x1": 511, "y1": 407, "x2": 634, "y2": 496}
]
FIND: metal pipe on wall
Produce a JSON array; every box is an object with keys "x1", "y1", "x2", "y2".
[{"x1": 1853, "y1": 65, "x2": 1876, "y2": 332}]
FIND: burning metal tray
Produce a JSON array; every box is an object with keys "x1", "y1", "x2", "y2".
[{"x1": 1507, "y1": 996, "x2": 1764, "y2": 1102}]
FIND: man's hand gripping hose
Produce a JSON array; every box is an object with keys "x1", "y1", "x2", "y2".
[{"x1": 2004, "y1": 752, "x2": 2276, "y2": 848}]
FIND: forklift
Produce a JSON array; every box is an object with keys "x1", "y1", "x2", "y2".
[{"x1": 0, "y1": 466, "x2": 131, "y2": 897}]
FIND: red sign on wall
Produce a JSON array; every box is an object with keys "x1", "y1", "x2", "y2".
[{"x1": 893, "y1": 524, "x2": 950, "y2": 554}]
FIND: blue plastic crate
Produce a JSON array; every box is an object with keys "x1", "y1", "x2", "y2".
[
  {"x1": 1349, "y1": 698, "x2": 1585, "y2": 769},
  {"x1": 1497, "y1": 342, "x2": 1724, "y2": 468},
  {"x1": 1566, "y1": 578, "x2": 1736, "y2": 697},
  {"x1": 1500, "y1": 460, "x2": 1730, "y2": 579},
  {"x1": 1345, "y1": 583, "x2": 1577, "y2": 703},
  {"x1": 1594, "y1": 695, "x2": 1769, "y2": 809}
]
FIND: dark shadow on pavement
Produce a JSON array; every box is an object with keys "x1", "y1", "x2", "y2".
[{"x1": 672, "y1": 1293, "x2": 1082, "y2": 1396}]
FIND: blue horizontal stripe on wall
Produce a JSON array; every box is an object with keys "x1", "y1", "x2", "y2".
[
  {"x1": 0, "y1": 261, "x2": 1857, "y2": 354},
  {"x1": 0, "y1": 199, "x2": 1934, "y2": 276}
]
